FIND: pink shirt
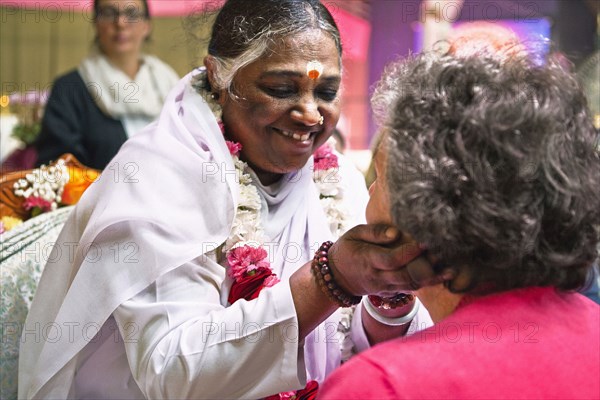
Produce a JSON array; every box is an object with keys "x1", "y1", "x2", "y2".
[{"x1": 320, "y1": 287, "x2": 600, "y2": 399}]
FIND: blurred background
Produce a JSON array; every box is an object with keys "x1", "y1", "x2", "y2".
[{"x1": 1, "y1": 0, "x2": 598, "y2": 171}]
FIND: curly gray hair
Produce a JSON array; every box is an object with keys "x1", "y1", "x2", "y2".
[{"x1": 373, "y1": 50, "x2": 600, "y2": 293}]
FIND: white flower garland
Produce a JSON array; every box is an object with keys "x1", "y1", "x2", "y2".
[
  {"x1": 224, "y1": 136, "x2": 349, "y2": 254},
  {"x1": 313, "y1": 150, "x2": 351, "y2": 238},
  {"x1": 224, "y1": 150, "x2": 267, "y2": 252}
]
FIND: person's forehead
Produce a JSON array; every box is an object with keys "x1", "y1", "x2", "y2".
[
  {"x1": 286, "y1": 30, "x2": 336, "y2": 52},
  {"x1": 263, "y1": 30, "x2": 340, "y2": 65}
]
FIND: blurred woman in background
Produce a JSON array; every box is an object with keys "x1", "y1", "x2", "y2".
[{"x1": 33, "y1": 0, "x2": 178, "y2": 169}]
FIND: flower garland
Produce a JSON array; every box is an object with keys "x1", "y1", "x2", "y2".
[
  {"x1": 221, "y1": 126, "x2": 348, "y2": 400},
  {"x1": 223, "y1": 130, "x2": 348, "y2": 305},
  {"x1": 312, "y1": 141, "x2": 350, "y2": 238}
]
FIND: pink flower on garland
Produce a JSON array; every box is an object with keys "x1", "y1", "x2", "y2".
[
  {"x1": 219, "y1": 120, "x2": 243, "y2": 157},
  {"x1": 276, "y1": 391, "x2": 297, "y2": 400},
  {"x1": 227, "y1": 245, "x2": 270, "y2": 280},
  {"x1": 313, "y1": 144, "x2": 338, "y2": 171},
  {"x1": 226, "y1": 141, "x2": 242, "y2": 157},
  {"x1": 263, "y1": 274, "x2": 280, "y2": 288},
  {"x1": 23, "y1": 196, "x2": 53, "y2": 212},
  {"x1": 265, "y1": 380, "x2": 319, "y2": 400}
]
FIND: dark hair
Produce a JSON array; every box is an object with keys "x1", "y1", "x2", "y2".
[
  {"x1": 203, "y1": 0, "x2": 341, "y2": 93},
  {"x1": 93, "y1": 0, "x2": 151, "y2": 20},
  {"x1": 374, "y1": 50, "x2": 600, "y2": 294}
]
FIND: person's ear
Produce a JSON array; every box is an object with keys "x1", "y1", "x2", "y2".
[{"x1": 204, "y1": 55, "x2": 226, "y2": 105}]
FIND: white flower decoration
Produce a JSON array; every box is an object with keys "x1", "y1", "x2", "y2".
[
  {"x1": 13, "y1": 159, "x2": 69, "y2": 211},
  {"x1": 238, "y1": 183, "x2": 262, "y2": 211}
]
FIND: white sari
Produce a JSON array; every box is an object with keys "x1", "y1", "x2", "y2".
[{"x1": 18, "y1": 71, "x2": 382, "y2": 399}]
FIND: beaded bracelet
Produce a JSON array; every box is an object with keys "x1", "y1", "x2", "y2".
[
  {"x1": 311, "y1": 241, "x2": 361, "y2": 308},
  {"x1": 368, "y1": 292, "x2": 415, "y2": 310}
]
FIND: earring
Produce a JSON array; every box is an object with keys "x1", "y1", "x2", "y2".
[
  {"x1": 210, "y1": 92, "x2": 220, "y2": 100},
  {"x1": 318, "y1": 115, "x2": 324, "y2": 125}
]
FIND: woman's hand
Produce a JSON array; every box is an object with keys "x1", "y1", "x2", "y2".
[
  {"x1": 289, "y1": 224, "x2": 452, "y2": 340},
  {"x1": 327, "y1": 224, "x2": 453, "y2": 297}
]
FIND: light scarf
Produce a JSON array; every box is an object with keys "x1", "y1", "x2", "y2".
[
  {"x1": 78, "y1": 50, "x2": 178, "y2": 119},
  {"x1": 18, "y1": 71, "x2": 367, "y2": 398}
]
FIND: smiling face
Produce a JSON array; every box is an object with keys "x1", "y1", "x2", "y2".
[
  {"x1": 215, "y1": 30, "x2": 342, "y2": 185},
  {"x1": 95, "y1": 0, "x2": 150, "y2": 61}
]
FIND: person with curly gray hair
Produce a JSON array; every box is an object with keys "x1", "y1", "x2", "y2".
[{"x1": 320, "y1": 49, "x2": 600, "y2": 399}]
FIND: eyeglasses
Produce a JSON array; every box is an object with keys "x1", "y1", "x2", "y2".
[{"x1": 95, "y1": 6, "x2": 147, "y2": 23}]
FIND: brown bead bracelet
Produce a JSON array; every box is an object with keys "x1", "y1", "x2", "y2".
[{"x1": 311, "y1": 241, "x2": 361, "y2": 308}]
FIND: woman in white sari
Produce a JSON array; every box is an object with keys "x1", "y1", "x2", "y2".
[{"x1": 19, "y1": 1, "x2": 440, "y2": 398}]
